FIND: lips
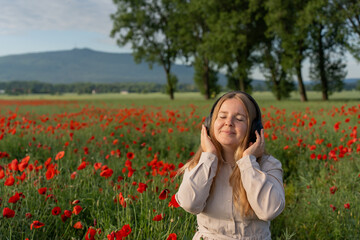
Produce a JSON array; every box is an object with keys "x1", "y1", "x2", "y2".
[{"x1": 220, "y1": 130, "x2": 235, "y2": 134}]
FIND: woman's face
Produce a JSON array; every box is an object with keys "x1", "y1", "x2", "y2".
[{"x1": 213, "y1": 98, "x2": 248, "y2": 152}]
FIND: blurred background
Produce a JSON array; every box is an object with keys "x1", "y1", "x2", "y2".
[{"x1": 0, "y1": 0, "x2": 359, "y2": 101}]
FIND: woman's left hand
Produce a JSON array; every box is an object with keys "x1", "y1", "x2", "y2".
[{"x1": 243, "y1": 129, "x2": 265, "y2": 158}]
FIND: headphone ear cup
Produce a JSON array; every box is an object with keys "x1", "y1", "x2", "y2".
[
  {"x1": 204, "y1": 116, "x2": 211, "y2": 136},
  {"x1": 249, "y1": 120, "x2": 263, "y2": 143}
]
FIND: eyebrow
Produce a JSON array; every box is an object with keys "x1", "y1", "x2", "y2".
[{"x1": 218, "y1": 111, "x2": 247, "y2": 117}]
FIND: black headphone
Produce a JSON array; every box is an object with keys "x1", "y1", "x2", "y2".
[{"x1": 203, "y1": 91, "x2": 263, "y2": 143}]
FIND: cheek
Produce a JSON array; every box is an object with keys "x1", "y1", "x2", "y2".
[
  {"x1": 213, "y1": 121, "x2": 222, "y2": 138},
  {"x1": 213, "y1": 120, "x2": 222, "y2": 131},
  {"x1": 237, "y1": 123, "x2": 248, "y2": 134}
]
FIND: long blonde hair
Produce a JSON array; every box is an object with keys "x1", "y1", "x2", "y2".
[{"x1": 178, "y1": 92, "x2": 263, "y2": 216}]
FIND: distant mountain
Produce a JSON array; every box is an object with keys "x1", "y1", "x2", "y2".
[{"x1": 0, "y1": 48, "x2": 230, "y2": 85}]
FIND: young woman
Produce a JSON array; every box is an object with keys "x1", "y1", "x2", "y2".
[{"x1": 175, "y1": 91, "x2": 285, "y2": 240}]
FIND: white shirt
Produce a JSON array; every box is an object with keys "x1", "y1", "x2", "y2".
[{"x1": 175, "y1": 152, "x2": 285, "y2": 240}]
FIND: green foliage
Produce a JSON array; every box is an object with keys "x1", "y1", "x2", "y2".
[
  {"x1": 193, "y1": 56, "x2": 220, "y2": 99},
  {"x1": 110, "y1": 0, "x2": 181, "y2": 99},
  {"x1": 309, "y1": 58, "x2": 346, "y2": 95},
  {"x1": 264, "y1": 0, "x2": 312, "y2": 101},
  {"x1": 330, "y1": 0, "x2": 360, "y2": 61},
  {"x1": 205, "y1": 0, "x2": 267, "y2": 92},
  {"x1": 305, "y1": 0, "x2": 347, "y2": 99},
  {"x1": 0, "y1": 81, "x2": 173, "y2": 95},
  {"x1": 260, "y1": 38, "x2": 295, "y2": 100}
]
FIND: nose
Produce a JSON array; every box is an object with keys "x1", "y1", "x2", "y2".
[{"x1": 224, "y1": 117, "x2": 233, "y2": 126}]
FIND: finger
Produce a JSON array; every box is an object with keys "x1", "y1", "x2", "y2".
[
  {"x1": 261, "y1": 129, "x2": 265, "y2": 144},
  {"x1": 255, "y1": 130, "x2": 260, "y2": 143},
  {"x1": 201, "y1": 125, "x2": 206, "y2": 139}
]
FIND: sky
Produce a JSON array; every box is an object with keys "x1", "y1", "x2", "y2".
[{"x1": 0, "y1": 0, "x2": 359, "y2": 81}]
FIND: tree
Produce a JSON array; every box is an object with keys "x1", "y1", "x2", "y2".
[
  {"x1": 331, "y1": 0, "x2": 360, "y2": 60},
  {"x1": 193, "y1": 56, "x2": 220, "y2": 98},
  {"x1": 204, "y1": 0, "x2": 267, "y2": 93},
  {"x1": 110, "y1": 0, "x2": 179, "y2": 99},
  {"x1": 306, "y1": 0, "x2": 347, "y2": 100},
  {"x1": 265, "y1": 0, "x2": 311, "y2": 102},
  {"x1": 173, "y1": 0, "x2": 220, "y2": 99},
  {"x1": 309, "y1": 58, "x2": 346, "y2": 95},
  {"x1": 260, "y1": 38, "x2": 295, "y2": 100}
]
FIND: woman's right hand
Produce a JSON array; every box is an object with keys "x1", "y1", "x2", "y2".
[{"x1": 201, "y1": 125, "x2": 217, "y2": 154}]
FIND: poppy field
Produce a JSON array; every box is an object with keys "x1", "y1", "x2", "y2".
[{"x1": 0, "y1": 93, "x2": 359, "y2": 240}]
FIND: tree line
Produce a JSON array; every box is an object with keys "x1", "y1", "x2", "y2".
[
  {"x1": 0, "y1": 81, "x2": 200, "y2": 95},
  {"x1": 110, "y1": 0, "x2": 360, "y2": 101},
  {"x1": 0, "y1": 79, "x2": 358, "y2": 96}
]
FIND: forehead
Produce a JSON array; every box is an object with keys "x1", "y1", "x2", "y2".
[{"x1": 218, "y1": 98, "x2": 247, "y2": 115}]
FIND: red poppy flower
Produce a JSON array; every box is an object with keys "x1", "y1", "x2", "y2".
[
  {"x1": 55, "y1": 151, "x2": 65, "y2": 160},
  {"x1": 46, "y1": 168, "x2": 55, "y2": 180},
  {"x1": 3, "y1": 207, "x2": 15, "y2": 218},
  {"x1": 85, "y1": 227, "x2": 98, "y2": 240},
  {"x1": 333, "y1": 121, "x2": 341, "y2": 131},
  {"x1": 330, "y1": 204, "x2": 336, "y2": 211},
  {"x1": 119, "y1": 192, "x2": 126, "y2": 208},
  {"x1": 73, "y1": 221, "x2": 83, "y2": 229},
  {"x1": 100, "y1": 168, "x2": 113, "y2": 178},
  {"x1": 344, "y1": 203, "x2": 350, "y2": 209},
  {"x1": 94, "y1": 162, "x2": 102, "y2": 171},
  {"x1": 116, "y1": 224, "x2": 131, "y2": 238},
  {"x1": 26, "y1": 213, "x2": 32, "y2": 219},
  {"x1": 52, "y1": 206, "x2": 61, "y2": 216},
  {"x1": 77, "y1": 161, "x2": 87, "y2": 170},
  {"x1": 167, "y1": 233, "x2": 177, "y2": 240},
  {"x1": 330, "y1": 186, "x2": 337, "y2": 194},
  {"x1": 64, "y1": 209, "x2": 72, "y2": 218},
  {"x1": 159, "y1": 189, "x2": 170, "y2": 200},
  {"x1": 18, "y1": 157, "x2": 30, "y2": 171},
  {"x1": 137, "y1": 183, "x2": 148, "y2": 193},
  {"x1": 10, "y1": 159, "x2": 19, "y2": 171},
  {"x1": 8, "y1": 192, "x2": 20, "y2": 203},
  {"x1": 0, "y1": 169, "x2": 4, "y2": 179},
  {"x1": 30, "y1": 220, "x2": 45, "y2": 230},
  {"x1": 38, "y1": 187, "x2": 47, "y2": 195},
  {"x1": 72, "y1": 205, "x2": 83, "y2": 215},
  {"x1": 152, "y1": 214, "x2": 164, "y2": 221},
  {"x1": 107, "y1": 232, "x2": 116, "y2": 240},
  {"x1": 126, "y1": 152, "x2": 135, "y2": 160},
  {"x1": 61, "y1": 214, "x2": 68, "y2": 222},
  {"x1": 4, "y1": 175, "x2": 15, "y2": 186},
  {"x1": 125, "y1": 160, "x2": 132, "y2": 168},
  {"x1": 72, "y1": 199, "x2": 80, "y2": 205},
  {"x1": 168, "y1": 194, "x2": 180, "y2": 208}
]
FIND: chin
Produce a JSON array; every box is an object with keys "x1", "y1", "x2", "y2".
[{"x1": 219, "y1": 141, "x2": 238, "y2": 149}]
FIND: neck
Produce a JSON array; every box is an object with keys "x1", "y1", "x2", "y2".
[{"x1": 222, "y1": 147, "x2": 236, "y2": 165}]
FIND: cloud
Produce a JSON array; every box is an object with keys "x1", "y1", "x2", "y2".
[{"x1": 0, "y1": 0, "x2": 117, "y2": 35}]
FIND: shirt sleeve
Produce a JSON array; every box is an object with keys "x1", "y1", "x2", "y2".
[
  {"x1": 236, "y1": 154, "x2": 285, "y2": 221},
  {"x1": 175, "y1": 152, "x2": 218, "y2": 215}
]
